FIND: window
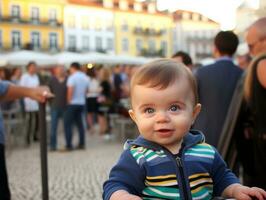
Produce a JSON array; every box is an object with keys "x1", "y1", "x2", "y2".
[
  {"x1": 31, "y1": 7, "x2": 39, "y2": 23},
  {"x1": 82, "y1": 36, "x2": 90, "y2": 51},
  {"x1": 95, "y1": 18, "x2": 102, "y2": 31},
  {"x1": 11, "y1": 31, "x2": 21, "y2": 49},
  {"x1": 31, "y1": 32, "x2": 40, "y2": 49},
  {"x1": 147, "y1": 4, "x2": 156, "y2": 13},
  {"x1": 89, "y1": 17, "x2": 95, "y2": 30},
  {"x1": 193, "y1": 13, "x2": 199, "y2": 21},
  {"x1": 11, "y1": 5, "x2": 20, "y2": 19},
  {"x1": 136, "y1": 39, "x2": 142, "y2": 53},
  {"x1": 122, "y1": 38, "x2": 129, "y2": 52},
  {"x1": 81, "y1": 17, "x2": 89, "y2": 30},
  {"x1": 49, "y1": 9, "x2": 57, "y2": 23},
  {"x1": 182, "y1": 12, "x2": 189, "y2": 20},
  {"x1": 161, "y1": 41, "x2": 167, "y2": 56},
  {"x1": 95, "y1": 37, "x2": 102, "y2": 51},
  {"x1": 134, "y1": 2, "x2": 142, "y2": 12},
  {"x1": 122, "y1": 20, "x2": 128, "y2": 31},
  {"x1": 106, "y1": 20, "x2": 113, "y2": 31},
  {"x1": 68, "y1": 35, "x2": 76, "y2": 51},
  {"x1": 120, "y1": 1, "x2": 128, "y2": 10},
  {"x1": 68, "y1": 16, "x2": 75, "y2": 28},
  {"x1": 148, "y1": 39, "x2": 155, "y2": 52},
  {"x1": 107, "y1": 38, "x2": 113, "y2": 51},
  {"x1": 103, "y1": 0, "x2": 113, "y2": 8},
  {"x1": 49, "y1": 33, "x2": 58, "y2": 50}
]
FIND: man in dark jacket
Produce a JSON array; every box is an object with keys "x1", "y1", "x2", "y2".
[{"x1": 193, "y1": 31, "x2": 243, "y2": 147}]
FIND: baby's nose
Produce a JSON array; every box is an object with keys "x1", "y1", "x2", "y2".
[{"x1": 156, "y1": 111, "x2": 170, "y2": 123}]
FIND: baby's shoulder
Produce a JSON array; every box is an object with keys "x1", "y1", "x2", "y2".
[{"x1": 128, "y1": 145, "x2": 167, "y2": 165}]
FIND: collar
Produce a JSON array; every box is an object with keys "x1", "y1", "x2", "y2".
[
  {"x1": 216, "y1": 56, "x2": 233, "y2": 62},
  {"x1": 125, "y1": 130, "x2": 205, "y2": 152}
]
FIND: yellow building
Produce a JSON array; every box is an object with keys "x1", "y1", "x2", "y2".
[
  {"x1": 0, "y1": 0, "x2": 65, "y2": 52},
  {"x1": 104, "y1": 0, "x2": 173, "y2": 57},
  {"x1": 173, "y1": 10, "x2": 220, "y2": 62}
]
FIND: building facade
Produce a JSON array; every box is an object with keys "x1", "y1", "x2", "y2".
[
  {"x1": 107, "y1": 0, "x2": 173, "y2": 57},
  {"x1": 173, "y1": 10, "x2": 220, "y2": 62},
  {"x1": 64, "y1": 0, "x2": 115, "y2": 53},
  {"x1": 0, "y1": 0, "x2": 65, "y2": 52}
]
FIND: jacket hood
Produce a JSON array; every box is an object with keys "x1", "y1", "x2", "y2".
[{"x1": 124, "y1": 129, "x2": 205, "y2": 151}]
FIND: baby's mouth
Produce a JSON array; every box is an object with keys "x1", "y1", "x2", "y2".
[
  {"x1": 155, "y1": 129, "x2": 174, "y2": 137},
  {"x1": 157, "y1": 129, "x2": 172, "y2": 132}
]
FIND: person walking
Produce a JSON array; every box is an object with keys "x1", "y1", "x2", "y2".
[
  {"x1": 19, "y1": 61, "x2": 40, "y2": 145},
  {"x1": 193, "y1": 31, "x2": 243, "y2": 147},
  {"x1": 48, "y1": 65, "x2": 67, "y2": 151},
  {"x1": 86, "y1": 67, "x2": 100, "y2": 134},
  {"x1": 64, "y1": 62, "x2": 89, "y2": 150}
]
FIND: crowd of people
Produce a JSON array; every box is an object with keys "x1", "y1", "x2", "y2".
[
  {"x1": 0, "y1": 61, "x2": 138, "y2": 149},
  {"x1": 1, "y1": 17, "x2": 266, "y2": 200}
]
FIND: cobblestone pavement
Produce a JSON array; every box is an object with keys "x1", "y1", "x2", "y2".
[{"x1": 6, "y1": 132, "x2": 124, "y2": 200}]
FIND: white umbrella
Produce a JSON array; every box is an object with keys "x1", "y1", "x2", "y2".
[
  {"x1": 0, "y1": 53, "x2": 8, "y2": 67},
  {"x1": 101, "y1": 54, "x2": 152, "y2": 65},
  {"x1": 5, "y1": 50, "x2": 56, "y2": 66},
  {"x1": 52, "y1": 51, "x2": 87, "y2": 66},
  {"x1": 81, "y1": 52, "x2": 111, "y2": 64}
]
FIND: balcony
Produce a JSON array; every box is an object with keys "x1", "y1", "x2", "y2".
[
  {"x1": 0, "y1": 16, "x2": 63, "y2": 27},
  {"x1": 0, "y1": 42, "x2": 61, "y2": 52},
  {"x1": 133, "y1": 27, "x2": 163, "y2": 36},
  {"x1": 140, "y1": 48, "x2": 165, "y2": 57}
]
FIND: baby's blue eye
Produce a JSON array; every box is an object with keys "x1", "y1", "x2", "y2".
[
  {"x1": 145, "y1": 108, "x2": 155, "y2": 114},
  {"x1": 170, "y1": 105, "x2": 180, "y2": 112}
]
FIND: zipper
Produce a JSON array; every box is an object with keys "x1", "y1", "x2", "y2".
[{"x1": 176, "y1": 156, "x2": 190, "y2": 200}]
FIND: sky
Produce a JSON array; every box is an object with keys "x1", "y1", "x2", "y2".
[{"x1": 157, "y1": 0, "x2": 260, "y2": 30}]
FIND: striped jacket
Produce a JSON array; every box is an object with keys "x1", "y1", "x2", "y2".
[{"x1": 103, "y1": 130, "x2": 239, "y2": 200}]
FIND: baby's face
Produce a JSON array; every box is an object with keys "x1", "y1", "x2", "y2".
[{"x1": 129, "y1": 78, "x2": 201, "y2": 153}]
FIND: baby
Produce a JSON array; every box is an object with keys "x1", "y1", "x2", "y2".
[{"x1": 103, "y1": 59, "x2": 266, "y2": 200}]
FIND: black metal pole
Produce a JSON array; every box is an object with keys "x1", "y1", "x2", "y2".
[{"x1": 39, "y1": 103, "x2": 49, "y2": 200}]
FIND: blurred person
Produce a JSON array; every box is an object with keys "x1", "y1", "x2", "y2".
[
  {"x1": 0, "y1": 68, "x2": 12, "y2": 81},
  {"x1": 237, "y1": 54, "x2": 252, "y2": 70},
  {"x1": 121, "y1": 65, "x2": 138, "y2": 98},
  {"x1": 0, "y1": 81, "x2": 51, "y2": 200},
  {"x1": 97, "y1": 67, "x2": 112, "y2": 137},
  {"x1": 86, "y1": 67, "x2": 100, "y2": 134},
  {"x1": 171, "y1": 51, "x2": 194, "y2": 71},
  {"x1": 242, "y1": 17, "x2": 266, "y2": 188},
  {"x1": 236, "y1": 43, "x2": 252, "y2": 70},
  {"x1": 19, "y1": 61, "x2": 40, "y2": 145},
  {"x1": 10, "y1": 68, "x2": 24, "y2": 114},
  {"x1": 193, "y1": 31, "x2": 243, "y2": 147},
  {"x1": 48, "y1": 65, "x2": 67, "y2": 151},
  {"x1": 64, "y1": 62, "x2": 89, "y2": 150},
  {"x1": 112, "y1": 65, "x2": 123, "y2": 106},
  {"x1": 10, "y1": 68, "x2": 22, "y2": 85},
  {"x1": 0, "y1": 68, "x2": 14, "y2": 112},
  {"x1": 103, "y1": 59, "x2": 266, "y2": 200}
]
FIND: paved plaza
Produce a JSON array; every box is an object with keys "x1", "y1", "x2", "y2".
[{"x1": 6, "y1": 131, "x2": 124, "y2": 200}]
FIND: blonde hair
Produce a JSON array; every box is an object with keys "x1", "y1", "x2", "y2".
[
  {"x1": 244, "y1": 54, "x2": 266, "y2": 101},
  {"x1": 130, "y1": 58, "x2": 198, "y2": 105}
]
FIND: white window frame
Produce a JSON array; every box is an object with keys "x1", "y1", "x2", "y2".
[
  {"x1": 49, "y1": 32, "x2": 58, "y2": 50},
  {"x1": 31, "y1": 31, "x2": 41, "y2": 49},
  {"x1": 11, "y1": 30, "x2": 21, "y2": 50}
]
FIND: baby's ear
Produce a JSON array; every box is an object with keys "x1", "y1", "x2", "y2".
[
  {"x1": 128, "y1": 109, "x2": 136, "y2": 122},
  {"x1": 192, "y1": 103, "x2": 201, "y2": 124}
]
